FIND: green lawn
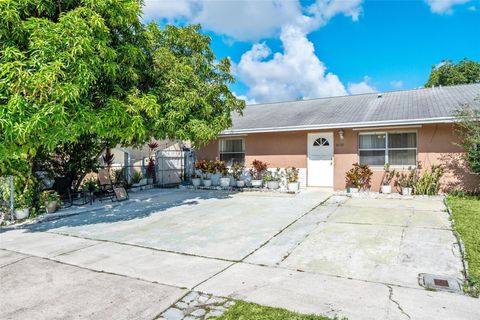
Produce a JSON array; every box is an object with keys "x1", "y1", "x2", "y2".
[
  {"x1": 447, "y1": 195, "x2": 480, "y2": 296},
  {"x1": 212, "y1": 301, "x2": 342, "y2": 320}
]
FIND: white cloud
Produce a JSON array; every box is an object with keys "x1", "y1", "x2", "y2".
[
  {"x1": 425, "y1": 0, "x2": 470, "y2": 14},
  {"x1": 347, "y1": 76, "x2": 377, "y2": 95},
  {"x1": 236, "y1": 25, "x2": 347, "y2": 103},
  {"x1": 390, "y1": 80, "x2": 404, "y2": 89},
  {"x1": 143, "y1": 0, "x2": 365, "y2": 103},
  {"x1": 142, "y1": 0, "x2": 194, "y2": 21},
  {"x1": 233, "y1": 92, "x2": 257, "y2": 105},
  {"x1": 142, "y1": 0, "x2": 363, "y2": 41}
]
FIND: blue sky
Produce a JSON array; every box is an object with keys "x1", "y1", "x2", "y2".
[{"x1": 143, "y1": 0, "x2": 480, "y2": 104}]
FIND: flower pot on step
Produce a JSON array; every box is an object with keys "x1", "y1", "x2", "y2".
[
  {"x1": 287, "y1": 182, "x2": 300, "y2": 192},
  {"x1": 203, "y1": 179, "x2": 212, "y2": 187},
  {"x1": 266, "y1": 181, "x2": 280, "y2": 190},
  {"x1": 236, "y1": 180, "x2": 245, "y2": 188},
  {"x1": 191, "y1": 178, "x2": 201, "y2": 187},
  {"x1": 219, "y1": 177, "x2": 231, "y2": 188},
  {"x1": 381, "y1": 185, "x2": 392, "y2": 194},
  {"x1": 251, "y1": 179, "x2": 263, "y2": 188}
]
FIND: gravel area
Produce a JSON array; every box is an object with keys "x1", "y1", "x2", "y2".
[{"x1": 158, "y1": 291, "x2": 235, "y2": 320}]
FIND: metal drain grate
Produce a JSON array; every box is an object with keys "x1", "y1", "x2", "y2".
[{"x1": 418, "y1": 273, "x2": 463, "y2": 293}]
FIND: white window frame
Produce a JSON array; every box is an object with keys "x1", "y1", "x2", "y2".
[
  {"x1": 218, "y1": 138, "x2": 245, "y2": 164},
  {"x1": 358, "y1": 131, "x2": 417, "y2": 167}
]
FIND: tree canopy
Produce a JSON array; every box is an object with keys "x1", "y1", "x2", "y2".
[
  {"x1": 0, "y1": 0, "x2": 244, "y2": 181},
  {"x1": 425, "y1": 58, "x2": 480, "y2": 87},
  {"x1": 455, "y1": 104, "x2": 480, "y2": 177}
]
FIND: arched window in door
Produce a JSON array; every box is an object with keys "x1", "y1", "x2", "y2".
[{"x1": 313, "y1": 137, "x2": 330, "y2": 146}]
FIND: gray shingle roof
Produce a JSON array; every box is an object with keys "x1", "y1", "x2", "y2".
[{"x1": 224, "y1": 83, "x2": 480, "y2": 134}]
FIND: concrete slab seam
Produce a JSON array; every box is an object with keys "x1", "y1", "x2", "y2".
[
  {"x1": 46, "y1": 231, "x2": 239, "y2": 263},
  {"x1": 240, "y1": 194, "x2": 333, "y2": 262},
  {"x1": 1, "y1": 247, "x2": 189, "y2": 291}
]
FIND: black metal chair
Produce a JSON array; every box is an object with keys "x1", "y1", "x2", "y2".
[{"x1": 53, "y1": 177, "x2": 89, "y2": 207}]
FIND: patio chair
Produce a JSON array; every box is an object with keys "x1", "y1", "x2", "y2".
[
  {"x1": 97, "y1": 169, "x2": 129, "y2": 202},
  {"x1": 52, "y1": 177, "x2": 88, "y2": 207}
]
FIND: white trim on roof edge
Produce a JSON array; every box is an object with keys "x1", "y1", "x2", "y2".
[{"x1": 220, "y1": 117, "x2": 456, "y2": 135}]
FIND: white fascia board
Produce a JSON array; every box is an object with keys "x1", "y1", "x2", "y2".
[{"x1": 220, "y1": 117, "x2": 456, "y2": 135}]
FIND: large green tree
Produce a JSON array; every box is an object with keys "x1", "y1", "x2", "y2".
[
  {"x1": 455, "y1": 104, "x2": 480, "y2": 176},
  {"x1": 0, "y1": 0, "x2": 244, "y2": 190},
  {"x1": 425, "y1": 58, "x2": 480, "y2": 87}
]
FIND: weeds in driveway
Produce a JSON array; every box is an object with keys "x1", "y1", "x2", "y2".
[
  {"x1": 211, "y1": 300, "x2": 345, "y2": 320},
  {"x1": 447, "y1": 195, "x2": 480, "y2": 297}
]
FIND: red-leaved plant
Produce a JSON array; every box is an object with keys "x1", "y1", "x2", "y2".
[{"x1": 249, "y1": 159, "x2": 268, "y2": 180}]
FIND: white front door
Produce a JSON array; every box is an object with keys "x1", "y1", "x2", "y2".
[{"x1": 307, "y1": 133, "x2": 334, "y2": 187}]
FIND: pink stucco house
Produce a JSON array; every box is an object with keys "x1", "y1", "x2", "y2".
[{"x1": 197, "y1": 84, "x2": 480, "y2": 192}]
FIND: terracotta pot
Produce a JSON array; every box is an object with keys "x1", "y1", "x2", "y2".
[
  {"x1": 45, "y1": 201, "x2": 58, "y2": 214},
  {"x1": 203, "y1": 179, "x2": 212, "y2": 187}
]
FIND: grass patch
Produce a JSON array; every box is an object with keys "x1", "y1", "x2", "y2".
[
  {"x1": 212, "y1": 301, "x2": 343, "y2": 320},
  {"x1": 446, "y1": 195, "x2": 480, "y2": 297}
]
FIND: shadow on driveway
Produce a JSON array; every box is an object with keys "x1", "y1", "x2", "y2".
[{"x1": 2, "y1": 189, "x2": 235, "y2": 234}]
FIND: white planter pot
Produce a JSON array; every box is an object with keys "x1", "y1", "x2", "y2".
[
  {"x1": 402, "y1": 187, "x2": 412, "y2": 196},
  {"x1": 287, "y1": 182, "x2": 300, "y2": 192},
  {"x1": 203, "y1": 179, "x2": 212, "y2": 187},
  {"x1": 147, "y1": 178, "x2": 154, "y2": 185},
  {"x1": 251, "y1": 179, "x2": 263, "y2": 188},
  {"x1": 219, "y1": 177, "x2": 231, "y2": 188},
  {"x1": 347, "y1": 187, "x2": 359, "y2": 193},
  {"x1": 191, "y1": 178, "x2": 201, "y2": 187},
  {"x1": 45, "y1": 201, "x2": 58, "y2": 214},
  {"x1": 266, "y1": 181, "x2": 280, "y2": 190},
  {"x1": 236, "y1": 180, "x2": 245, "y2": 188},
  {"x1": 15, "y1": 208, "x2": 29, "y2": 220},
  {"x1": 211, "y1": 174, "x2": 220, "y2": 186},
  {"x1": 381, "y1": 185, "x2": 392, "y2": 194}
]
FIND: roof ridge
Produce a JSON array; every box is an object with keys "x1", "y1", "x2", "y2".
[{"x1": 244, "y1": 82, "x2": 480, "y2": 107}]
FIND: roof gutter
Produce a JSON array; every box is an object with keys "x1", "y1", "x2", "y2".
[{"x1": 220, "y1": 117, "x2": 456, "y2": 135}]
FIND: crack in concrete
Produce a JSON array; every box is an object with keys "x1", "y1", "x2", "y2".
[
  {"x1": 387, "y1": 285, "x2": 411, "y2": 320},
  {"x1": 239, "y1": 194, "x2": 333, "y2": 262}
]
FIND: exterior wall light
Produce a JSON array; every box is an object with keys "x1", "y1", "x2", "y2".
[{"x1": 338, "y1": 129, "x2": 345, "y2": 140}]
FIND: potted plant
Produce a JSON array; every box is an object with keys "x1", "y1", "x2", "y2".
[
  {"x1": 395, "y1": 168, "x2": 416, "y2": 196},
  {"x1": 345, "y1": 165, "x2": 360, "y2": 193},
  {"x1": 146, "y1": 141, "x2": 158, "y2": 184},
  {"x1": 195, "y1": 160, "x2": 213, "y2": 187},
  {"x1": 230, "y1": 163, "x2": 245, "y2": 187},
  {"x1": 40, "y1": 190, "x2": 62, "y2": 214},
  {"x1": 345, "y1": 163, "x2": 372, "y2": 192},
  {"x1": 191, "y1": 172, "x2": 201, "y2": 187},
  {"x1": 14, "y1": 190, "x2": 33, "y2": 220},
  {"x1": 285, "y1": 167, "x2": 300, "y2": 191},
  {"x1": 249, "y1": 159, "x2": 268, "y2": 188},
  {"x1": 263, "y1": 168, "x2": 283, "y2": 190},
  {"x1": 215, "y1": 161, "x2": 230, "y2": 188},
  {"x1": 381, "y1": 163, "x2": 396, "y2": 194},
  {"x1": 83, "y1": 177, "x2": 98, "y2": 192}
]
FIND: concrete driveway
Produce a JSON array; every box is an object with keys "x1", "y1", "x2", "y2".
[{"x1": 1, "y1": 189, "x2": 478, "y2": 320}]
